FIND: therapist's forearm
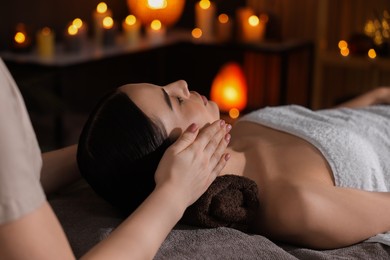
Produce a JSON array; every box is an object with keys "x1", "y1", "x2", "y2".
[
  {"x1": 80, "y1": 184, "x2": 186, "y2": 260},
  {"x1": 40, "y1": 144, "x2": 80, "y2": 194}
]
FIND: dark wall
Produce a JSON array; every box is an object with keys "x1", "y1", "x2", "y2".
[
  {"x1": 0, "y1": 0, "x2": 128, "y2": 50},
  {"x1": 0, "y1": 0, "x2": 245, "y2": 51}
]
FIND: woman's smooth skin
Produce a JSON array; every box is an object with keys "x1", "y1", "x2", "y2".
[
  {"x1": 0, "y1": 115, "x2": 231, "y2": 260},
  {"x1": 120, "y1": 80, "x2": 221, "y2": 140},
  {"x1": 121, "y1": 81, "x2": 390, "y2": 249}
]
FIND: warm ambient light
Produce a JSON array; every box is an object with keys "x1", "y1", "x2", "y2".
[
  {"x1": 210, "y1": 62, "x2": 248, "y2": 115},
  {"x1": 148, "y1": 0, "x2": 167, "y2": 9},
  {"x1": 97, "y1": 2, "x2": 108, "y2": 13},
  {"x1": 199, "y1": 0, "x2": 211, "y2": 9},
  {"x1": 150, "y1": 20, "x2": 162, "y2": 30},
  {"x1": 103, "y1": 16, "x2": 114, "y2": 29},
  {"x1": 14, "y1": 32, "x2": 26, "y2": 44},
  {"x1": 125, "y1": 15, "x2": 137, "y2": 26},
  {"x1": 229, "y1": 108, "x2": 240, "y2": 119},
  {"x1": 338, "y1": 40, "x2": 350, "y2": 57},
  {"x1": 73, "y1": 18, "x2": 83, "y2": 29},
  {"x1": 248, "y1": 15, "x2": 260, "y2": 26},
  {"x1": 218, "y1": 13, "x2": 229, "y2": 24},
  {"x1": 338, "y1": 40, "x2": 348, "y2": 50},
  {"x1": 127, "y1": 0, "x2": 185, "y2": 27},
  {"x1": 192, "y1": 28, "x2": 202, "y2": 38},
  {"x1": 68, "y1": 25, "x2": 78, "y2": 35},
  {"x1": 368, "y1": 48, "x2": 377, "y2": 59}
]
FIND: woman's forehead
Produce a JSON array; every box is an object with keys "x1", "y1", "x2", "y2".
[
  {"x1": 119, "y1": 83, "x2": 171, "y2": 121},
  {"x1": 119, "y1": 83, "x2": 159, "y2": 95}
]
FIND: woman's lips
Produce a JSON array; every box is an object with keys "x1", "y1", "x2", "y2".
[{"x1": 192, "y1": 91, "x2": 208, "y2": 106}]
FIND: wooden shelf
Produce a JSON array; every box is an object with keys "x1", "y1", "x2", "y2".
[
  {"x1": 319, "y1": 51, "x2": 390, "y2": 71},
  {"x1": 313, "y1": 51, "x2": 390, "y2": 109}
]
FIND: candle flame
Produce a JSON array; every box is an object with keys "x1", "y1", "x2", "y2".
[
  {"x1": 68, "y1": 25, "x2": 78, "y2": 35},
  {"x1": 192, "y1": 28, "x2": 202, "y2": 38},
  {"x1": 97, "y1": 2, "x2": 108, "y2": 13},
  {"x1": 103, "y1": 16, "x2": 114, "y2": 29},
  {"x1": 338, "y1": 40, "x2": 348, "y2": 50},
  {"x1": 73, "y1": 18, "x2": 83, "y2": 29},
  {"x1": 125, "y1": 15, "x2": 137, "y2": 26},
  {"x1": 199, "y1": 0, "x2": 211, "y2": 10},
  {"x1": 14, "y1": 32, "x2": 26, "y2": 44},
  {"x1": 340, "y1": 48, "x2": 349, "y2": 57},
  {"x1": 248, "y1": 15, "x2": 259, "y2": 26},
  {"x1": 147, "y1": 0, "x2": 167, "y2": 9},
  {"x1": 218, "y1": 14, "x2": 229, "y2": 24},
  {"x1": 368, "y1": 48, "x2": 377, "y2": 59},
  {"x1": 229, "y1": 108, "x2": 240, "y2": 119},
  {"x1": 150, "y1": 19, "x2": 162, "y2": 30}
]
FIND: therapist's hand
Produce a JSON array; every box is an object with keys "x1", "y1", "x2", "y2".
[{"x1": 154, "y1": 119, "x2": 231, "y2": 209}]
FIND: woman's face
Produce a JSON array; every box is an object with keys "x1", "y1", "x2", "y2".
[{"x1": 119, "y1": 80, "x2": 220, "y2": 138}]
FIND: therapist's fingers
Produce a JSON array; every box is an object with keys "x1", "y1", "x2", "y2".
[
  {"x1": 211, "y1": 153, "x2": 231, "y2": 178},
  {"x1": 203, "y1": 122, "x2": 231, "y2": 154},
  {"x1": 168, "y1": 123, "x2": 199, "y2": 154},
  {"x1": 194, "y1": 120, "x2": 228, "y2": 151},
  {"x1": 206, "y1": 124, "x2": 231, "y2": 176},
  {"x1": 168, "y1": 119, "x2": 229, "y2": 161},
  {"x1": 195, "y1": 120, "x2": 231, "y2": 180}
]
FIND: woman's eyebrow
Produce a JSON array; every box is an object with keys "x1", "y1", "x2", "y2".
[{"x1": 161, "y1": 88, "x2": 173, "y2": 111}]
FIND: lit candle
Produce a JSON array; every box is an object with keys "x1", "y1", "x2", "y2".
[
  {"x1": 368, "y1": 48, "x2": 377, "y2": 59},
  {"x1": 241, "y1": 14, "x2": 268, "y2": 43},
  {"x1": 122, "y1": 15, "x2": 141, "y2": 45},
  {"x1": 216, "y1": 13, "x2": 232, "y2": 42},
  {"x1": 127, "y1": 0, "x2": 185, "y2": 28},
  {"x1": 236, "y1": 7, "x2": 254, "y2": 41},
  {"x1": 338, "y1": 40, "x2": 350, "y2": 57},
  {"x1": 11, "y1": 23, "x2": 32, "y2": 53},
  {"x1": 72, "y1": 18, "x2": 88, "y2": 44},
  {"x1": 102, "y1": 16, "x2": 117, "y2": 46},
  {"x1": 195, "y1": 0, "x2": 216, "y2": 39},
  {"x1": 36, "y1": 27, "x2": 55, "y2": 58},
  {"x1": 65, "y1": 24, "x2": 82, "y2": 52},
  {"x1": 191, "y1": 28, "x2": 203, "y2": 40},
  {"x1": 93, "y1": 2, "x2": 112, "y2": 45},
  {"x1": 146, "y1": 19, "x2": 166, "y2": 43}
]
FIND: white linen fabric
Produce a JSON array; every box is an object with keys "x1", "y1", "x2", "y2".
[
  {"x1": 240, "y1": 105, "x2": 390, "y2": 191},
  {"x1": 0, "y1": 58, "x2": 45, "y2": 224},
  {"x1": 240, "y1": 104, "x2": 390, "y2": 245}
]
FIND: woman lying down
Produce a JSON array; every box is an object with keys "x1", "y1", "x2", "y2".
[{"x1": 77, "y1": 80, "x2": 390, "y2": 250}]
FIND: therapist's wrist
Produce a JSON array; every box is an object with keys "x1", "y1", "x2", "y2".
[{"x1": 152, "y1": 183, "x2": 189, "y2": 219}]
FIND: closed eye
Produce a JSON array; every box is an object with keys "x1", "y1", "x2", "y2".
[{"x1": 177, "y1": 97, "x2": 184, "y2": 104}]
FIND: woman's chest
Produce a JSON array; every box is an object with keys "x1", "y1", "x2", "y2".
[{"x1": 230, "y1": 121, "x2": 335, "y2": 189}]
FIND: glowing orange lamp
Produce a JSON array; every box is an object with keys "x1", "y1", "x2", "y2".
[
  {"x1": 126, "y1": 0, "x2": 185, "y2": 27},
  {"x1": 210, "y1": 62, "x2": 248, "y2": 119}
]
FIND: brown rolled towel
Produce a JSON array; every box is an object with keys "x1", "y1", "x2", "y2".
[{"x1": 180, "y1": 175, "x2": 259, "y2": 232}]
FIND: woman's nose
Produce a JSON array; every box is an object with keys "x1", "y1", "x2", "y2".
[{"x1": 167, "y1": 80, "x2": 190, "y2": 98}]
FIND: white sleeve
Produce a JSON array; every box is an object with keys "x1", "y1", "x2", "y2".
[{"x1": 0, "y1": 58, "x2": 45, "y2": 224}]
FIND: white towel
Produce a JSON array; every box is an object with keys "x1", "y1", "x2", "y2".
[{"x1": 239, "y1": 105, "x2": 390, "y2": 245}]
